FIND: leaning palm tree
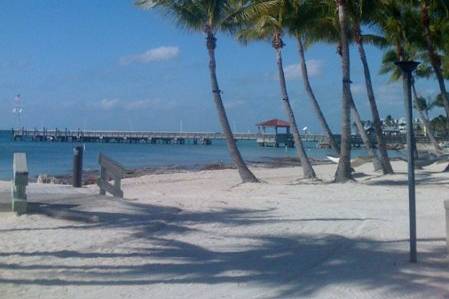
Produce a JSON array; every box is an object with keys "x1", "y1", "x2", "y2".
[
  {"x1": 287, "y1": 1, "x2": 340, "y2": 154},
  {"x1": 412, "y1": 83, "x2": 443, "y2": 154},
  {"x1": 348, "y1": 0, "x2": 394, "y2": 174},
  {"x1": 136, "y1": 0, "x2": 259, "y2": 182},
  {"x1": 320, "y1": 0, "x2": 384, "y2": 178},
  {"x1": 418, "y1": 0, "x2": 449, "y2": 121},
  {"x1": 377, "y1": 1, "x2": 449, "y2": 154},
  {"x1": 379, "y1": 41, "x2": 443, "y2": 154},
  {"x1": 237, "y1": 0, "x2": 317, "y2": 179},
  {"x1": 292, "y1": 2, "x2": 384, "y2": 174}
]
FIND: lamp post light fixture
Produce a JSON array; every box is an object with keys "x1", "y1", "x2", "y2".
[{"x1": 395, "y1": 60, "x2": 420, "y2": 263}]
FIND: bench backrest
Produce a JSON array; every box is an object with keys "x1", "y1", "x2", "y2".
[{"x1": 97, "y1": 153, "x2": 125, "y2": 198}]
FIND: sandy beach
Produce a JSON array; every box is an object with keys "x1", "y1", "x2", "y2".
[{"x1": 1, "y1": 161, "x2": 449, "y2": 299}]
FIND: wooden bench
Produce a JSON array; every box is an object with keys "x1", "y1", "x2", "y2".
[
  {"x1": 12, "y1": 153, "x2": 28, "y2": 215},
  {"x1": 97, "y1": 154, "x2": 125, "y2": 198}
]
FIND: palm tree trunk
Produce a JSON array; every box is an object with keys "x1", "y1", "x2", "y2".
[
  {"x1": 349, "y1": 98, "x2": 383, "y2": 171},
  {"x1": 412, "y1": 81, "x2": 443, "y2": 154},
  {"x1": 420, "y1": 2, "x2": 449, "y2": 120},
  {"x1": 354, "y1": 25, "x2": 394, "y2": 174},
  {"x1": 296, "y1": 35, "x2": 339, "y2": 154},
  {"x1": 206, "y1": 31, "x2": 258, "y2": 183},
  {"x1": 275, "y1": 46, "x2": 316, "y2": 179},
  {"x1": 335, "y1": 0, "x2": 352, "y2": 182}
]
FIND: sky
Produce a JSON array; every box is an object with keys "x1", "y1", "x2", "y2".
[{"x1": 0, "y1": 0, "x2": 442, "y2": 133}]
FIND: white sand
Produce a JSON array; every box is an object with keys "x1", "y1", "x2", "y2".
[{"x1": 0, "y1": 161, "x2": 448, "y2": 299}]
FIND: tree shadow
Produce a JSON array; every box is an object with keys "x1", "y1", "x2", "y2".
[
  {"x1": 14, "y1": 197, "x2": 373, "y2": 234},
  {"x1": 0, "y1": 233, "x2": 447, "y2": 298},
  {"x1": 363, "y1": 170, "x2": 449, "y2": 186},
  {"x1": 1, "y1": 193, "x2": 448, "y2": 298}
]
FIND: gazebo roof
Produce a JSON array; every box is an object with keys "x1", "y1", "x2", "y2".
[{"x1": 256, "y1": 119, "x2": 290, "y2": 128}]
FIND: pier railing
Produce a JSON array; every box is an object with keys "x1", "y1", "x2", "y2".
[
  {"x1": 12, "y1": 128, "x2": 260, "y2": 142},
  {"x1": 14, "y1": 128, "x2": 442, "y2": 147},
  {"x1": 12, "y1": 128, "x2": 333, "y2": 144}
]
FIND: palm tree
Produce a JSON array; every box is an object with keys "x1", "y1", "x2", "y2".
[
  {"x1": 136, "y1": 0, "x2": 259, "y2": 183},
  {"x1": 296, "y1": 37, "x2": 339, "y2": 153},
  {"x1": 287, "y1": 1, "x2": 340, "y2": 154},
  {"x1": 297, "y1": 1, "x2": 384, "y2": 174},
  {"x1": 237, "y1": 0, "x2": 317, "y2": 179},
  {"x1": 334, "y1": 0, "x2": 353, "y2": 182},
  {"x1": 376, "y1": 0, "x2": 448, "y2": 155},
  {"x1": 418, "y1": 0, "x2": 449, "y2": 121},
  {"x1": 349, "y1": 0, "x2": 394, "y2": 174},
  {"x1": 380, "y1": 45, "x2": 443, "y2": 154},
  {"x1": 412, "y1": 81, "x2": 443, "y2": 154}
]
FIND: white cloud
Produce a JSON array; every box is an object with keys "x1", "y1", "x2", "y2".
[
  {"x1": 124, "y1": 99, "x2": 177, "y2": 110},
  {"x1": 98, "y1": 98, "x2": 120, "y2": 110},
  {"x1": 91, "y1": 98, "x2": 177, "y2": 111},
  {"x1": 307, "y1": 59, "x2": 324, "y2": 77},
  {"x1": 351, "y1": 82, "x2": 404, "y2": 107},
  {"x1": 351, "y1": 83, "x2": 366, "y2": 95},
  {"x1": 283, "y1": 59, "x2": 324, "y2": 80},
  {"x1": 283, "y1": 64, "x2": 301, "y2": 80},
  {"x1": 120, "y1": 46, "x2": 180, "y2": 65}
]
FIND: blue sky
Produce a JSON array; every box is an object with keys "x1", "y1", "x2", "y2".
[{"x1": 0, "y1": 1, "x2": 441, "y2": 133}]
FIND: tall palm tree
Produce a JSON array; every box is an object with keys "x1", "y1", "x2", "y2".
[
  {"x1": 377, "y1": 0, "x2": 449, "y2": 154},
  {"x1": 380, "y1": 48, "x2": 443, "y2": 154},
  {"x1": 237, "y1": 1, "x2": 317, "y2": 179},
  {"x1": 287, "y1": 1, "x2": 340, "y2": 154},
  {"x1": 349, "y1": 0, "x2": 394, "y2": 174},
  {"x1": 295, "y1": 36, "x2": 339, "y2": 154},
  {"x1": 418, "y1": 0, "x2": 449, "y2": 121},
  {"x1": 293, "y1": 2, "x2": 384, "y2": 173},
  {"x1": 136, "y1": 0, "x2": 259, "y2": 183},
  {"x1": 334, "y1": 0, "x2": 353, "y2": 182}
]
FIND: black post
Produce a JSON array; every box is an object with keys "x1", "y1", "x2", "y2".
[
  {"x1": 395, "y1": 60, "x2": 419, "y2": 263},
  {"x1": 73, "y1": 145, "x2": 83, "y2": 188}
]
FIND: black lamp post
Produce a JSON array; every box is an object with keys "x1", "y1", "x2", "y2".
[{"x1": 395, "y1": 60, "x2": 420, "y2": 263}]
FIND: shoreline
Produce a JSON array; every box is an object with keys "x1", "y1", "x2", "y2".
[{"x1": 11, "y1": 154, "x2": 414, "y2": 185}]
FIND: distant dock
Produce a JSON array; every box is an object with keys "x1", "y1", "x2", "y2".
[
  {"x1": 12, "y1": 128, "x2": 260, "y2": 145},
  {"x1": 23, "y1": 128, "x2": 449, "y2": 149},
  {"x1": 12, "y1": 128, "x2": 350, "y2": 147}
]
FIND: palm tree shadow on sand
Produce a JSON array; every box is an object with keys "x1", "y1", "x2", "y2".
[{"x1": 0, "y1": 195, "x2": 448, "y2": 298}]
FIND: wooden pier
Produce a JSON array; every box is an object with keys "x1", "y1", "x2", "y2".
[
  {"x1": 12, "y1": 128, "x2": 260, "y2": 145},
  {"x1": 12, "y1": 128, "x2": 356, "y2": 147}
]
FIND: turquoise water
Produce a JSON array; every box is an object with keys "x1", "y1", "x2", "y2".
[{"x1": 0, "y1": 130, "x2": 383, "y2": 180}]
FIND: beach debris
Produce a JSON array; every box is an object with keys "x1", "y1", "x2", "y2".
[
  {"x1": 37, "y1": 174, "x2": 60, "y2": 184},
  {"x1": 327, "y1": 156, "x2": 373, "y2": 168}
]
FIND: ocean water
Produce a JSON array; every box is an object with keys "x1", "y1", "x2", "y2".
[{"x1": 0, "y1": 130, "x2": 384, "y2": 180}]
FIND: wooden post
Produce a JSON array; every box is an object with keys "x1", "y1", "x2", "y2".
[
  {"x1": 73, "y1": 146, "x2": 83, "y2": 187},
  {"x1": 12, "y1": 153, "x2": 28, "y2": 215}
]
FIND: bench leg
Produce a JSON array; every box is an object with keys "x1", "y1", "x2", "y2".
[{"x1": 12, "y1": 199, "x2": 27, "y2": 215}]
